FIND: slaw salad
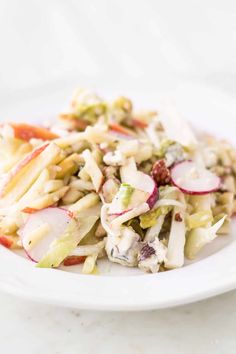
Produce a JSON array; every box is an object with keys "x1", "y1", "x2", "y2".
[{"x1": 0, "y1": 88, "x2": 235, "y2": 274}]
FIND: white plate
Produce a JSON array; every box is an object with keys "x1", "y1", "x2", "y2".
[{"x1": 0, "y1": 82, "x2": 236, "y2": 311}]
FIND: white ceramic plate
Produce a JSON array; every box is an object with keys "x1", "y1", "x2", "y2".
[{"x1": 0, "y1": 82, "x2": 236, "y2": 311}]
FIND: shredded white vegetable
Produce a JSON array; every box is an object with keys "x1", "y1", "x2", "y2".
[
  {"x1": 111, "y1": 203, "x2": 150, "y2": 230},
  {"x1": 154, "y1": 199, "x2": 184, "y2": 208},
  {"x1": 0, "y1": 88, "x2": 234, "y2": 274},
  {"x1": 71, "y1": 239, "x2": 106, "y2": 257}
]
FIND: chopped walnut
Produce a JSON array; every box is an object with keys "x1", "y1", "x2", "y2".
[
  {"x1": 175, "y1": 213, "x2": 183, "y2": 222},
  {"x1": 152, "y1": 159, "x2": 171, "y2": 186}
]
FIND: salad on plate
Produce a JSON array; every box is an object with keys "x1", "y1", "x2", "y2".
[{"x1": 0, "y1": 88, "x2": 235, "y2": 274}]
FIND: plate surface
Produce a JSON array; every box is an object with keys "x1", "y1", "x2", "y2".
[{"x1": 0, "y1": 82, "x2": 236, "y2": 311}]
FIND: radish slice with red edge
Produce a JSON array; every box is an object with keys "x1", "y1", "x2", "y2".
[
  {"x1": 20, "y1": 207, "x2": 76, "y2": 262},
  {"x1": 108, "y1": 188, "x2": 149, "y2": 216},
  {"x1": 171, "y1": 160, "x2": 221, "y2": 195},
  {"x1": 120, "y1": 158, "x2": 158, "y2": 209},
  {"x1": 146, "y1": 184, "x2": 158, "y2": 209}
]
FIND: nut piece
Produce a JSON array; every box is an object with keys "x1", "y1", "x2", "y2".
[
  {"x1": 152, "y1": 159, "x2": 171, "y2": 186},
  {"x1": 174, "y1": 213, "x2": 183, "y2": 222}
]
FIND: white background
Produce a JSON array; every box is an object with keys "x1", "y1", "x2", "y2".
[
  {"x1": 0, "y1": 1, "x2": 236, "y2": 353},
  {"x1": 1, "y1": 0, "x2": 236, "y2": 95}
]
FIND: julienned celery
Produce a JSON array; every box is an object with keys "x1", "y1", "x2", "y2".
[
  {"x1": 186, "y1": 211, "x2": 213, "y2": 229},
  {"x1": 118, "y1": 183, "x2": 134, "y2": 208},
  {"x1": 140, "y1": 206, "x2": 172, "y2": 229}
]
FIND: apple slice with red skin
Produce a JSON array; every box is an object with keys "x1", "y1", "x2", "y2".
[
  {"x1": 0, "y1": 143, "x2": 49, "y2": 198},
  {"x1": 170, "y1": 160, "x2": 221, "y2": 195},
  {"x1": 131, "y1": 118, "x2": 148, "y2": 129},
  {"x1": 109, "y1": 123, "x2": 136, "y2": 138},
  {"x1": 22, "y1": 207, "x2": 39, "y2": 214},
  {"x1": 10, "y1": 123, "x2": 59, "y2": 141},
  {"x1": 0, "y1": 235, "x2": 13, "y2": 248},
  {"x1": 22, "y1": 207, "x2": 74, "y2": 216},
  {"x1": 63, "y1": 255, "x2": 86, "y2": 266},
  {"x1": 59, "y1": 114, "x2": 89, "y2": 131},
  {"x1": 0, "y1": 143, "x2": 62, "y2": 206}
]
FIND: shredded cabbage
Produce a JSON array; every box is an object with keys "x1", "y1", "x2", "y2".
[
  {"x1": 111, "y1": 203, "x2": 149, "y2": 230},
  {"x1": 71, "y1": 239, "x2": 106, "y2": 257},
  {"x1": 109, "y1": 183, "x2": 134, "y2": 214},
  {"x1": 140, "y1": 206, "x2": 172, "y2": 229},
  {"x1": 37, "y1": 219, "x2": 80, "y2": 268},
  {"x1": 185, "y1": 216, "x2": 227, "y2": 260},
  {"x1": 186, "y1": 211, "x2": 213, "y2": 229},
  {"x1": 144, "y1": 215, "x2": 165, "y2": 242},
  {"x1": 37, "y1": 216, "x2": 98, "y2": 268},
  {"x1": 165, "y1": 206, "x2": 186, "y2": 269},
  {"x1": 72, "y1": 88, "x2": 106, "y2": 123},
  {"x1": 1, "y1": 88, "x2": 235, "y2": 274},
  {"x1": 118, "y1": 183, "x2": 134, "y2": 208},
  {"x1": 154, "y1": 139, "x2": 175, "y2": 158},
  {"x1": 82, "y1": 253, "x2": 98, "y2": 274}
]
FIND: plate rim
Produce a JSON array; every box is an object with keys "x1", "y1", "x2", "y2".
[{"x1": 0, "y1": 234, "x2": 236, "y2": 311}]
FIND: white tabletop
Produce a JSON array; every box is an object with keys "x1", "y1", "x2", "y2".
[
  {"x1": 0, "y1": 1, "x2": 236, "y2": 352},
  {"x1": 1, "y1": 290, "x2": 236, "y2": 354}
]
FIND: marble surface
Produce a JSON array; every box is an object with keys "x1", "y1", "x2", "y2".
[{"x1": 1, "y1": 290, "x2": 236, "y2": 354}]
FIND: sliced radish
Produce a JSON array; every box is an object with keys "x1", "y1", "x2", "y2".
[
  {"x1": 0, "y1": 143, "x2": 62, "y2": 207},
  {"x1": 109, "y1": 188, "x2": 149, "y2": 216},
  {"x1": 120, "y1": 158, "x2": 158, "y2": 209},
  {"x1": 171, "y1": 160, "x2": 220, "y2": 195},
  {"x1": 20, "y1": 207, "x2": 77, "y2": 262},
  {"x1": 146, "y1": 184, "x2": 159, "y2": 209}
]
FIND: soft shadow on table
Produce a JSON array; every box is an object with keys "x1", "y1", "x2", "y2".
[{"x1": 1, "y1": 290, "x2": 236, "y2": 354}]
